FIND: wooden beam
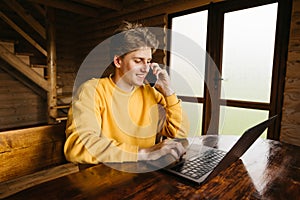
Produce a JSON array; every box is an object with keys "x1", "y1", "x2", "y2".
[
  {"x1": 4, "y1": 0, "x2": 46, "y2": 39},
  {"x1": 0, "y1": 11, "x2": 47, "y2": 56},
  {"x1": 0, "y1": 123, "x2": 68, "y2": 182},
  {"x1": 0, "y1": 44, "x2": 49, "y2": 91},
  {"x1": 28, "y1": 0, "x2": 99, "y2": 17},
  {"x1": 72, "y1": 0, "x2": 123, "y2": 11},
  {"x1": 31, "y1": 2, "x2": 46, "y2": 17},
  {"x1": 46, "y1": 8, "x2": 58, "y2": 123}
]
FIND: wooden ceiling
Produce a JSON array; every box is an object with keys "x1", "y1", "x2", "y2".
[
  {"x1": 0, "y1": 0, "x2": 170, "y2": 18},
  {"x1": 0, "y1": 0, "x2": 173, "y2": 41},
  {"x1": 19, "y1": 0, "x2": 157, "y2": 17},
  {"x1": 27, "y1": 0, "x2": 124, "y2": 17}
]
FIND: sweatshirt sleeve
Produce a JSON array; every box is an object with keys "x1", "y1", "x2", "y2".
[
  {"x1": 158, "y1": 93, "x2": 189, "y2": 139},
  {"x1": 64, "y1": 80, "x2": 138, "y2": 164}
]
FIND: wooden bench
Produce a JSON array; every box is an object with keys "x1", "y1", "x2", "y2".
[{"x1": 0, "y1": 123, "x2": 79, "y2": 198}]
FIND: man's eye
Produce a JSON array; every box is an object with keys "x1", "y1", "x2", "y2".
[{"x1": 134, "y1": 60, "x2": 141, "y2": 63}]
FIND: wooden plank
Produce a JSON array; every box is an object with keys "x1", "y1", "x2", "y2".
[
  {"x1": 0, "y1": 113, "x2": 47, "y2": 128},
  {"x1": 0, "y1": 163, "x2": 78, "y2": 199},
  {"x1": 0, "y1": 41, "x2": 14, "y2": 53},
  {"x1": 0, "y1": 44, "x2": 48, "y2": 91},
  {"x1": 280, "y1": 124, "x2": 300, "y2": 146},
  {"x1": 286, "y1": 61, "x2": 300, "y2": 78},
  {"x1": 0, "y1": 103, "x2": 45, "y2": 112},
  {"x1": 290, "y1": 11, "x2": 300, "y2": 39},
  {"x1": 78, "y1": 0, "x2": 222, "y2": 30},
  {"x1": 275, "y1": 0, "x2": 299, "y2": 142},
  {"x1": 72, "y1": 0, "x2": 123, "y2": 10},
  {"x1": 78, "y1": 13, "x2": 166, "y2": 38},
  {"x1": 292, "y1": 0, "x2": 300, "y2": 14},
  {"x1": 31, "y1": 66, "x2": 44, "y2": 77},
  {"x1": 283, "y1": 78, "x2": 300, "y2": 93},
  {"x1": 288, "y1": 39, "x2": 300, "y2": 51},
  {"x1": 0, "y1": 142, "x2": 64, "y2": 177},
  {"x1": 60, "y1": 85, "x2": 74, "y2": 94},
  {"x1": 76, "y1": 0, "x2": 171, "y2": 26},
  {"x1": 282, "y1": 93, "x2": 300, "y2": 117},
  {"x1": 15, "y1": 54, "x2": 30, "y2": 65},
  {"x1": 28, "y1": 0, "x2": 99, "y2": 17},
  {"x1": 31, "y1": 2, "x2": 46, "y2": 17},
  {"x1": 0, "y1": 124, "x2": 67, "y2": 182},
  {"x1": 0, "y1": 95, "x2": 45, "y2": 104},
  {"x1": 0, "y1": 74, "x2": 12, "y2": 80},
  {"x1": 0, "y1": 119, "x2": 47, "y2": 130},
  {"x1": 0, "y1": 85, "x2": 32, "y2": 93},
  {"x1": 287, "y1": 50, "x2": 300, "y2": 61},
  {"x1": 4, "y1": 0, "x2": 46, "y2": 39},
  {"x1": 77, "y1": 14, "x2": 166, "y2": 43},
  {"x1": 0, "y1": 64, "x2": 47, "y2": 99},
  {"x1": 0, "y1": 92, "x2": 41, "y2": 100},
  {"x1": 0, "y1": 125, "x2": 63, "y2": 153},
  {"x1": 0, "y1": 120, "x2": 47, "y2": 131},
  {"x1": 0, "y1": 104, "x2": 46, "y2": 116},
  {"x1": 0, "y1": 11, "x2": 47, "y2": 56},
  {"x1": 282, "y1": 102, "x2": 300, "y2": 125},
  {"x1": 75, "y1": 27, "x2": 166, "y2": 60},
  {"x1": 0, "y1": 105, "x2": 46, "y2": 117}
]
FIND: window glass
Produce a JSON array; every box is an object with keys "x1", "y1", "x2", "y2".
[
  {"x1": 219, "y1": 106, "x2": 269, "y2": 138},
  {"x1": 221, "y1": 3, "x2": 278, "y2": 103},
  {"x1": 182, "y1": 102, "x2": 203, "y2": 136},
  {"x1": 170, "y1": 11, "x2": 208, "y2": 97}
]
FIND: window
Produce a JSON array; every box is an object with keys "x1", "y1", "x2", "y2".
[
  {"x1": 170, "y1": 10, "x2": 208, "y2": 136},
  {"x1": 168, "y1": 0, "x2": 292, "y2": 139}
]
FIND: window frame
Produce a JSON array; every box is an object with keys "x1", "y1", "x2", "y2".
[{"x1": 167, "y1": 0, "x2": 292, "y2": 140}]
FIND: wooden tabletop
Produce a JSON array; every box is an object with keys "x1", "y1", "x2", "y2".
[{"x1": 5, "y1": 135, "x2": 300, "y2": 200}]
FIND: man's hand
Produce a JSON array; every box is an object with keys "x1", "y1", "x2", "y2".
[
  {"x1": 138, "y1": 139, "x2": 186, "y2": 161},
  {"x1": 150, "y1": 63, "x2": 174, "y2": 97}
]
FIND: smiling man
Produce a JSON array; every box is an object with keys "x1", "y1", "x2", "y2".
[{"x1": 64, "y1": 21, "x2": 189, "y2": 164}]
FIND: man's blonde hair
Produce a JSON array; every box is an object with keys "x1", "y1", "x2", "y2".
[{"x1": 110, "y1": 21, "x2": 159, "y2": 58}]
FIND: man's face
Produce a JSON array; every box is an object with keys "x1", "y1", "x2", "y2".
[{"x1": 116, "y1": 47, "x2": 152, "y2": 89}]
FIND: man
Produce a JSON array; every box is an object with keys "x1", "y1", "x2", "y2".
[{"x1": 64, "y1": 21, "x2": 189, "y2": 164}]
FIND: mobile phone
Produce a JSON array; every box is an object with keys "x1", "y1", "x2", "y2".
[{"x1": 145, "y1": 67, "x2": 157, "y2": 87}]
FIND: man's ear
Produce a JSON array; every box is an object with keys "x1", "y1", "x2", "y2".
[{"x1": 113, "y1": 56, "x2": 122, "y2": 68}]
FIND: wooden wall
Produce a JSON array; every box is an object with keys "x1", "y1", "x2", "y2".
[
  {"x1": 280, "y1": 0, "x2": 300, "y2": 146},
  {"x1": 0, "y1": 67, "x2": 47, "y2": 130},
  {"x1": 55, "y1": 10, "x2": 78, "y2": 100},
  {"x1": 0, "y1": 6, "x2": 77, "y2": 130},
  {"x1": 0, "y1": 1, "x2": 46, "y2": 130}
]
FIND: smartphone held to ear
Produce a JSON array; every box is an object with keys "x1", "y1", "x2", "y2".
[{"x1": 145, "y1": 67, "x2": 157, "y2": 87}]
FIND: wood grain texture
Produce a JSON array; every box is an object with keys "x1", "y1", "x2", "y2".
[
  {"x1": 0, "y1": 163, "x2": 78, "y2": 199},
  {"x1": 0, "y1": 123, "x2": 67, "y2": 182},
  {"x1": 281, "y1": 0, "x2": 300, "y2": 146},
  {"x1": 4, "y1": 135, "x2": 300, "y2": 200},
  {"x1": 0, "y1": 68, "x2": 47, "y2": 130}
]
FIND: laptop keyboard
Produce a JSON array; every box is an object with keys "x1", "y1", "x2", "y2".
[{"x1": 172, "y1": 149, "x2": 226, "y2": 180}]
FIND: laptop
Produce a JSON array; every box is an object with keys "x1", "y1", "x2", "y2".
[{"x1": 162, "y1": 115, "x2": 277, "y2": 185}]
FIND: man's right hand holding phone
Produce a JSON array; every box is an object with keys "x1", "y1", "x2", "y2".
[{"x1": 148, "y1": 63, "x2": 174, "y2": 97}]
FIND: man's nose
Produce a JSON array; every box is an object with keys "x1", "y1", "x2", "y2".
[{"x1": 142, "y1": 62, "x2": 150, "y2": 72}]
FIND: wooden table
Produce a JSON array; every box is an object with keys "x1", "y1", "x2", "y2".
[{"x1": 5, "y1": 135, "x2": 300, "y2": 200}]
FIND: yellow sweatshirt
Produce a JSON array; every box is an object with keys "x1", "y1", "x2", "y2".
[{"x1": 64, "y1": 76, "x2": 188, "y2": 163}]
